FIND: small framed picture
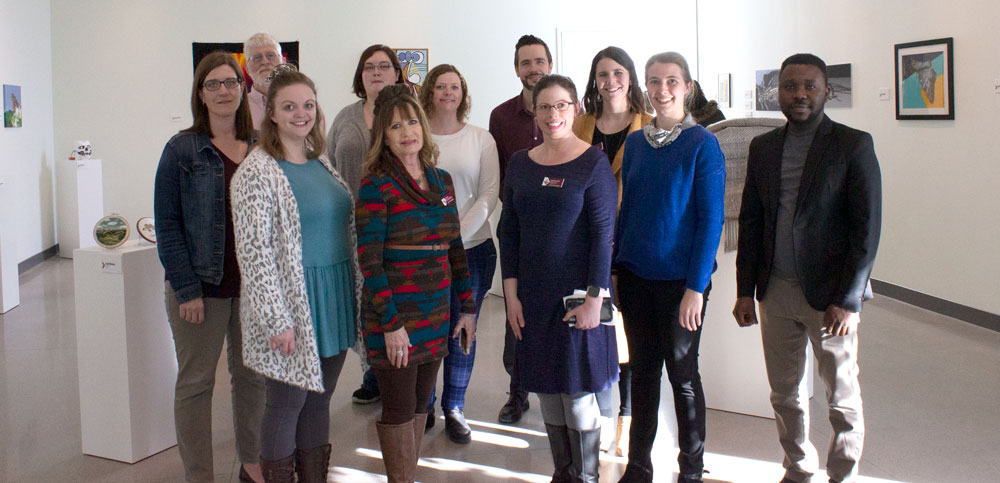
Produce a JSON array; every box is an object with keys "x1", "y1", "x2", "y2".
[
  {"x1": 717, "y1": 73, "x2": 731, "y2": 108},
  {"x1": 894, "y1": 37, "x2": 954, "y2": 120}
]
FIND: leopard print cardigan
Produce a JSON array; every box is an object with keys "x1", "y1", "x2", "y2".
[{"x1": 231, "y1": 147, "x2": 365, "y2": 392}]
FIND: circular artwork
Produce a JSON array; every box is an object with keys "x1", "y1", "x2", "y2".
[
  {"x1": 136, "y1": 217, "x2": 156, "y2": 244},
  {"x1": 93, "y1": 215, "x2": 130, "y2": 249}
]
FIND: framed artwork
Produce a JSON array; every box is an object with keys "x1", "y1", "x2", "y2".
[
  {"x1": 3, "y1": 84, "x2": 22, "y2": 128},
  {"x1": 395, "y1": 48, "x2": 428, "y2": 96},
  {"x1": 191, "y1": 42, "x2": 300, "y2": 94},
  {"x1": 826, "y1": 63, "x2": 852, "y2": 108},
  {"x1": 718, "y1": 73, "x2": 731, "y2": 108},
  {"x1": 755, "y1": 69, "x2": 780, "y2": 111},
  {"x1": 136, "y1": 217, "x2": 156, "y2": 244},
  {"x1": 94, "y1": 215, "x2": 130, "y2": 249},
  {"x1": 894, "y1": 37, "x2": 954, "y2": 120}
]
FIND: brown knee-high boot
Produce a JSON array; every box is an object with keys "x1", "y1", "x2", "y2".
[
  {"x1": 294, "y1": 444, "x2": 331, "y2": 483},
  {"x1": 260, "y1": 455, "x2": 296, "y2": 483},
  {"x1": 412, "y1": 413, "x2": 428, "y2": 479},
  {"x1": 376, "y1": 419, "x2": 415, "y2": 483}
]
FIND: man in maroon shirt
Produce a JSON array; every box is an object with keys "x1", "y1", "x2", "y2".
[{"x1": 489, "y1": 34, "x2": 552, "y2": 425}]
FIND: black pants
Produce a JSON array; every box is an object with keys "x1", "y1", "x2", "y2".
[
  {"x1": 618, "y1": 269, "x2": 708, "y2": 478},
  {"x1": 502, "y1": 299, "x2": 528, "y2": 402}
]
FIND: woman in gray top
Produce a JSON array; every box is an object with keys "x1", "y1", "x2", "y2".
[
  {"x1": 325, "y1": 44, "x2": 405, "y2": 405},
  {"x1": 326, "y1": 44, "x2": 405, "y2": 198}
]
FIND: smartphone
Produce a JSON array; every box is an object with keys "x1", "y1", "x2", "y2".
[{"x1": 460, "y1": 329, "x2": 471, "y2": 355}]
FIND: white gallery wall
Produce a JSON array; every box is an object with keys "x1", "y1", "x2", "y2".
[
  {"x1": 48, "y1": 0, "x2": 695, "y2": 253},
  {"x1": 0, "y1": 0, "x2": 56, "y2": 262},
  {"x1": 697, "y1": 0, "x2": 1000, "y2": 315}
]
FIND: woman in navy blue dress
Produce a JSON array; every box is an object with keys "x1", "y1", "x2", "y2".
[{"x1": 499, "y1": 75, "x2": 618, "y2": 483}]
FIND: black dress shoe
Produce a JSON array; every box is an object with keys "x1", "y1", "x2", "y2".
[
  {"x1": 444, "y1": 409, "x2": 472, "y2": 444},
  {"x1": 425, "y1": 407, "x2": 436, "y2": 431},
  {"x1": 498, "y1": 394, "x2": 529, "y2": 424}
]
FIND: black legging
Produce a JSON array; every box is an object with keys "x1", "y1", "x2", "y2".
[{"x1": 374, "y1": 359, "x2": 442, "y2": 425}]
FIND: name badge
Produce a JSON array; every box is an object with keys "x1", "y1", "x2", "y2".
[
  {"x1": 441, "y1": 194, "x2": 455, "y2": 206},
  {"x1": 542, "y1": 176, "x2": 565, "y2": 188}
]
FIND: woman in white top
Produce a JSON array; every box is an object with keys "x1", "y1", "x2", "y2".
[{"x1": 417, "y1": 63, "x2": 500, "y2": 444}]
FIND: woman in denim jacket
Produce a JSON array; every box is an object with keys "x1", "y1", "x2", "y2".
[{"x1": 153, "y1": 52, "x2": 265, "y2": 483}]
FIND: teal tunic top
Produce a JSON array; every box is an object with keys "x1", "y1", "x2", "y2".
[{"x1": 279, "y1": 159, "x2": 356, "y2": 358}]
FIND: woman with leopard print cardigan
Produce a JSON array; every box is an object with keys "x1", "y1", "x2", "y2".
[{"x1": 231, "y1": 68, "x2": 364, "y2": 482}]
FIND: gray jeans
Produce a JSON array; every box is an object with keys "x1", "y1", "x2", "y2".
[
  {"x1": 165, "y1": 284, "x2": 265, "y2": 483},
  {"x1": 759, "y1": 277, "x2": 864, "y2": 483}
]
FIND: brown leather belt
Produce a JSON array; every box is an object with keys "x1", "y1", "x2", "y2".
[{"x1": 384, "y1": 243, "x2": 450, "y2": 251}]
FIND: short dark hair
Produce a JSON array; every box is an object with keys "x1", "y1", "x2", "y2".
[
  {"x1": 187, "y1": 51, "x2": 253, "y2": 140},
  {"x1": 514, "y1": 34, "x2": 552, "y2": 66},
  {"x1": 645, "y1": 52, "x2": 692, "y2": 83},
  {"x1": 352, "y1": 44, "x2": 405, "y2": 99},
  {"x1": 419, "y1": 64, "x2": 471, "y2": 122},
  {"x1": 582, "y1": 46, "x2": 647, "y2": 118},
  {"x1": 531, "y1": 74, "x2": 578, "y2": 109},
  {"x1": 780, "y1": 53, "x2": 827, "y2": 84}
]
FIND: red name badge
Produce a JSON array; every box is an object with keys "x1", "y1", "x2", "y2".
[
  {"x1": 441, "y1": 194, "x2": 455, "y2": 206},
  {"x1": 541, "y1": 176, "x2": 565, "y2": 188}
]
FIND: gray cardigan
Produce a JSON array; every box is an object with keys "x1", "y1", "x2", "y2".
[{"x1": 326, "y1": 100, "x2": 370, "y2": 199}]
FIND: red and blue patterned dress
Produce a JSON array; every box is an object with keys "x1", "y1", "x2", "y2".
[{"x1": 355, "y1": 162, "x2": 475, "y2": 369}]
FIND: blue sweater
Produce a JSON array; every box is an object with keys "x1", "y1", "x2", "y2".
[{"x1": 613, "y1": 126, "x2": 725, "y2": 292}]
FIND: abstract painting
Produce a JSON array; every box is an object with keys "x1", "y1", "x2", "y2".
[
  {"x1": 395, "y1": 49, "x2": 428, "y2": 96},
  {"x1": 3, "y1": 85, "x2": 22, "y2": 128},
  {"x1": 755, "y1": 69, "x2": 780, "y2": 111},
  {"x1": 895, "y1": 37, "x2": 954, "y2": 120},
  {"x1": 826, "y1": 63, "x2": 852, "y2": 108}
]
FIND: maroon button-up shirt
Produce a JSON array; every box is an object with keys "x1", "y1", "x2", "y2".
[{"x1": 489, "y1": 93, "x2": 542, "y2": 187}]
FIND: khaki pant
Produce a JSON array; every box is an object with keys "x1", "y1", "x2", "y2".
[
  {"x1": 165, "y1": 283, "x2": 265, "y2": 483},
  {"x1": 759, "y1": 277, "x2": 864, "y2": 483}
]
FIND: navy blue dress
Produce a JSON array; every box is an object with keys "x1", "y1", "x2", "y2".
[{"x1": 499, "y1": 146, "x2": 619, "y2": 394}]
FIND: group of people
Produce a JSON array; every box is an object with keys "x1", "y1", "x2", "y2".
[{"x1": 153, "y1": 30, "x2": 881, "y2": 483}]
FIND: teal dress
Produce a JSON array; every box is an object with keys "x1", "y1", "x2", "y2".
[{"x1": 279, "y1": 159, "x2": 356, "y2": 358}]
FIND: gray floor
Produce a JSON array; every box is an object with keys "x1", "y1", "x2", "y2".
[{"x1": 1, "y1": 257, "x2": 998, "y2": 482}]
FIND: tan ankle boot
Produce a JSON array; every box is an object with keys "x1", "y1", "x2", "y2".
[{"x1": 376, "y1": 420, "x2": 415, "y2": 483}]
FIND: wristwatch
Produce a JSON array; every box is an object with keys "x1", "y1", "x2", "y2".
[{"x1": 586, "y1": 285, "x2": 601, "y2": 298}]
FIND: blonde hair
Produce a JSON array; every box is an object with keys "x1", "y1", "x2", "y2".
[{"x1": 364, "y1": 84, "x2": 438, "y2": 177}]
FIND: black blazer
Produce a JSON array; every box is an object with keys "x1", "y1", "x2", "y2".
[{"x1": 736, "y1": 115, "x2": 881, "y2": 313}]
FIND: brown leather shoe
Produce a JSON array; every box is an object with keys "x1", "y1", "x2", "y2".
[{"x1": 294, "y1": 444, "x2": 331, "y2": 483}]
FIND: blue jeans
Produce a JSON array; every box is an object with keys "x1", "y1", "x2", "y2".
[{"x1": 428, "y1": 240, "x2": 497, "y2": 411}]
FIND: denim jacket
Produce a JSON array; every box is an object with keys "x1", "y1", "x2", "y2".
[{"x1": 153, "y1": 131, "x2": 245, "y2": 304}]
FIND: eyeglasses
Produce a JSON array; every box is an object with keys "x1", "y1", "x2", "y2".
[
  {"x1": 266, "y1": 64, "x2": 298, "y2": 82},
  {"x1": 203, "y1": 78, "x2": 242, "y2": 91},
  {"x1": 249, "y1": 52, "x2": 280, "y2": 64},
  {"x1": 363, "y1": 62, "x2": 395, "y2": 73},
  {"x1": 535, "y1": 101, "x2": 575, "y2": 114}
]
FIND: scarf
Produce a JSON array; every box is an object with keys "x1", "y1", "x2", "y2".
[
  {"x1": 643, "y1": 113, "x2": 697, "y2": 148},
  {"x1": 389, "y1": 156, "x2": 444, "y2": 206}
]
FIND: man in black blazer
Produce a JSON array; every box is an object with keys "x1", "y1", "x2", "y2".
[{"x1": 733, "y1": 54, "x2": 881, "y2": 483}]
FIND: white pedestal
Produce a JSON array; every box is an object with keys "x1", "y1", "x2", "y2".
[
  {"x1": 58, "y1": 158, "x2": 104, "y2": 258},
  {"x1": 700, "y1": 244, "x2": 813, "y2": 418},
  {"x1": 0, "y1": 176, "x2": 19, "y2": 313},
  {"x1": 73, "y1": 241, "x2": 176, "y2": 463}
]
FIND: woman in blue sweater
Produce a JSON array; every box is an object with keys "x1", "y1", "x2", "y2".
[{"x1": 612, "y1": 52, "x2": 725, "y2": 483}]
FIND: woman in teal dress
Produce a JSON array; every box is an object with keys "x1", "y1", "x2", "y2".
[{"x1": 232, "y1": 67, "x2": 363, "y2": 483}]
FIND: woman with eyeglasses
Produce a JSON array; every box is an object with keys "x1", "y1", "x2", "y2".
[
  {"x1": 499, "y1": 74, "x2": 618, "y2": 483},
  {"x1": 326, "y1": 44, "x2": 406, "y2": 405},
  {"x1": 416, "y1": 64, "x2": 500, "y2": 443},
  {"x1": 231, "y1": 66, "x2": 362, "y2": 483},
  {"x1": 154, "y1": 51, "x2": 265, "y2": 483},
  {"x1": 572, "y1": 45, "x2": 652, "y2": 458},
  {"x1": 354, "y1": 84, "x2": 476, "y2": 482},
  {"x1": 612, "y1": 52, "x2": 725, "y2": 483}
]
